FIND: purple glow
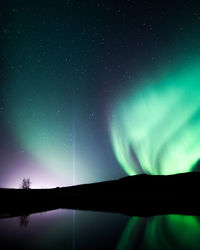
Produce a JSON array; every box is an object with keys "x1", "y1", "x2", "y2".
[{"x1": 3, "y1": 157, "x2": 72, "y2": 188}]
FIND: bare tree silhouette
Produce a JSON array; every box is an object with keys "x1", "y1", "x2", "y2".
[{"x1": 21, "y1": 178, "x2": 31, "y2": 189}]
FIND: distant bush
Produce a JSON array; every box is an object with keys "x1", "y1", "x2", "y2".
[{"x1": 21, "y1": 178, "x2": 31, "y2": 189}]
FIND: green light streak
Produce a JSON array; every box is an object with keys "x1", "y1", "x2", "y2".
[
  {"x1": 116, "y1": 217, "x2": 142, "y2": 250},
  {"x1": 117, "y1": 215, "x2": 200, "y2": 250},
  {"x1": 4, "y1": 73, "x2": 86, "y2": 184},
  {"x1": 7, "y1": 79, "x2": 71, "y2": 172},
  {"x1": 144, "y1": 215, "x2": 200, "y2": 250},
  {"x1": 166, "y1": 215, "x2": 200, "y2": 249},
  {"x1": 110, "y1": 62, "x2": 200, "y2": 175}
]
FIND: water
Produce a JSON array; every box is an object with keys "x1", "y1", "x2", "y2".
[{"x1": 0, "y1": 210, "x2": 200, "y2": 250}]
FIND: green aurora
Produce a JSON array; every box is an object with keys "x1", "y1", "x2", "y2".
[
  {"x1": 110, "y1": 60, "x2": 200, "y2": 175},
  {"x1": 117, "y1": 215, "x2": 200, "y2": 250}
]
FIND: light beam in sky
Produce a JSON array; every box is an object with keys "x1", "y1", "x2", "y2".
[{"x1": 110, "y1": 60, "x2": 200, "y2": 175}]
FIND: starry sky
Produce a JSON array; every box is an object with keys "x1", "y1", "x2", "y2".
[{"x1": 1, "y1": 0, "x2": 200, "y2": 188}]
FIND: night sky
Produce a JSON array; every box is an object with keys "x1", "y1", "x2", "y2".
[{"x1": 1, "y1": 0, "x2": 200, "y2": 188}]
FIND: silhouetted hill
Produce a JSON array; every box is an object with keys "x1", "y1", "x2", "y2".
[{"x1": 1, "y1": 172, "x2": 200, "y2": 218}]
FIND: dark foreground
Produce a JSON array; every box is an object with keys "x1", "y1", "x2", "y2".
[{"x1": 1, "y1": 172, "x2": 200, "y2": 218}]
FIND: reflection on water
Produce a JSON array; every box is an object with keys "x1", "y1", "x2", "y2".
[
  {"x1": 0, "y1": 209, "x2": 128, "y2": 250},
  {"x1": 19, "y1": 215, "x2": 30, "y2": 228},
  {"x1": 117, "y1": 215, "x2": 200, "y2": 250},
  {"x1": 0, "y1": 210, "x2": 200, "y2": 249}
]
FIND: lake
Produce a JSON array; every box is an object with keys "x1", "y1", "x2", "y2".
[{"x1": 0, "y1": 210, "x2": 200, "y2": 249}]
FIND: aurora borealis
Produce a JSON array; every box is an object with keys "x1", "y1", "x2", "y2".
[
  {"x1": 0, "y1": 0, "x2": 127, "y2": 188},
  {"x1": 117, "y1": 215, "x2": 200, "y2": 250},
  {"x1": 1, "y1": 0, "x2": 200, "y2": 187},
  {"x1": 110, "y1": 60, "x2": 200, "y2": 175},
  {"x1": 2, "y1": 1, "x2": 200, "y2": 250}
]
